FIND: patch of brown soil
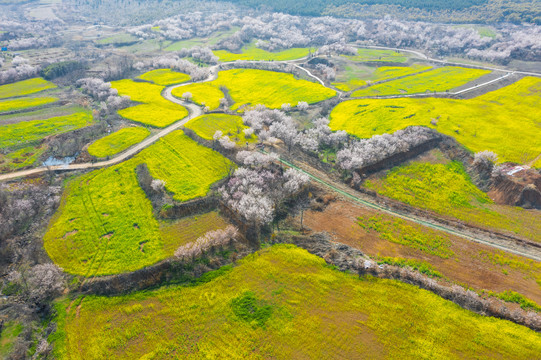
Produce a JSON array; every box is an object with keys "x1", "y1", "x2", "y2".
[
  {"x1": 101, "y1": 232, "x2": 113, "y2": 239},
  {"x1": 63, "y1": 230, "x2": 78, "y2": 238},
  {"x1": 304, "y1": 199, "x2": 541, "y2": 304}
]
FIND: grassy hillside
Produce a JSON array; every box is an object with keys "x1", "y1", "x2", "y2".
[
  {"x1": 87, "y1": 127, "x2": 150, "y2": 158},
  {"x1": 174, "y1": 69, "x2": 335, "y2": 110},
  {"x1": 111, "y1": 79, "x2": 188, "y2": 127},
  {"x1": 330, "y1": 77, "x2": 541, "y2": 166},
  {"x1": 44, "y1": 131, "x2": 233, "y2": 276},
  {"x1": 52, "y1": 245, "x2": 541, "y2": 359},
  {"x1": 345, "y1": 48, "x2": 408, "y2": 63}
]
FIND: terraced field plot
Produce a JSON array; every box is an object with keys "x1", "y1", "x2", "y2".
[
  {"x1": 332, "y1": 64, "x2": 432, "y2": 91},
  {"x1": 0, "y1": 77, "x2": 56, "y2": 99},
  {"x1": 0, "y1": 96, "x2": 58, "y2": 113},
  {"x1": 95, "y1": 33, "x2": 138, "y2": 45},
  {"x1": 364, "y1": 160, "x2": 541, "y2": 242},
  {"x1": 52, "y1": 245, "x2": 541, "y2": 359},
  {"x1": 174, "y1": 69, "x2": 336, "y2": 110},
  {"x1": 137, "y1": 68, "x2": 190, "y2": 86},
  {"x1": 111, "y1": 79, "x2": 188, "y2": 127},
  {"x1": 345, "y1": 48, "x2": 408, "y2": 63},
  {"x1": 330, "y1": 77, "x2": 541, "y2": 166},
  {"x1": 0, "y1": 111, "x2": 93, "y2": 151},
  {"x1": 214, "y1": 44, "x2": 311, "y2": 61},
  {"x1": 305, "y1": 197, "x2": 541, "y2": 305},
  {"x1": 351, "y1": 66, "x2": 490, "y2": 96},
  {"x1": 185, "y1": 113, "x2": 257, "y2": 145},
  {"x1": 44, "y1": 130, "x2": 233, "y2": 276},
  {"x1": 87, "y1": 127, "x2": 150, "y2": 158}
]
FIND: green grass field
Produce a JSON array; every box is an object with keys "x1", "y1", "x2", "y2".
[
  {"x1": 95, "y1": 33, "x2": 138, "y2": 45},
  {"x1": 0, "y1": 96, "x2": 57, "y2": 113},
  {"x1": 0, "y1": 77, "x2": 57, "y2": 99},
  {"x1": 174, "y1": 69, "x2": 335, "y2": 110},
  {"x1": 185, "y1": 114, "x2": 257, "y2": 145},
  {"x1": 330, "y1": 77, "x2": 541, "y2": 166},
  {"x1": 332, "y1": 64, "x2": 432, "y2": 91},
  {"x1": 0, "y1": 321, "x2": 23, "y2": 358},
  {"x1": 137, "y1": 69, "x2": 191, "y2": 86},
  {"x1": 87, "y1": 127, "x2": 150, "y2": 158},
  {"x1": 0, "y1": 111, "x2": 93, "y2": 150},
  {"x1": 51, "y1": 244, "x2": 541, "y2": 359},
  {"x1": 44, "y1": 130, "x2": 233, "y2": 276},
  {"x1": 345, "y1": 48, "x2": 408, "y2": 63},
  {"x1": 351, "y1": 67, "x2": 490, "y2": 96},
  {"x1": 111, "y1": 79, "x2": 188, "y2": 127},
  {"x1": 214, "y1": 44, "x2": 311, "y2": 61},
  {"x1": 364, "y1": 161, "x2": 541, "y2": 242},
  {"x1": 0, "y1": 145, "x2": 46, "y2": 172}
]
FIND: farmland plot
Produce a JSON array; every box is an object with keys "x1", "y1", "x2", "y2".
[
  {"x1": 174, "y1": 69, "x2": 335, "y2": 110},
  {"x1": 111, "y1": 79, "x2": 188, "y2": 127},
  {"x1": 87, "y1": 127, "x2": 150, "y2": 158},
  {"x1": 185, "y1": 113, "x2": 257, "y2": 145},
  {"x1": 137, "y1": 68, "x2": 191, "y2": 86},
  {"x1": 351, "y1": 67, "x2": 490, "y2": 96},
  {"x1": 0, "y1": 77, "x2": 56, "y2": 99},
  {"x1": 345, "y1": 48, "x2": 408, "y2": 63},
  {"x1": 52, "y1": 245, "x2": 541, "y2": 360},
  {"x1": 0, "y1": 96, "x2": 58, "y2": 113},
  {"x1": 214, "y1": 44, "x2": 311, "y2": 61},
  {"x1": 44, "y1": 131, "x2": 233, "y2": 275},
  {"x1": 0, "y1": 111, "x2": 93, "y2": 151},
  {"x1": 330, "y1": 77, "x2": 541, "y2": 166}
]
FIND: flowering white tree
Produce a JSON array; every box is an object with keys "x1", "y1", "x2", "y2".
[
  {"x1": 297, "y1": 101, "x2": 309, "y2": 112},
  {"x1": 175, "y1": 225, "x2": 238, "y2": 259},
  {"x1": 182, "y1": 92, "x2": 193, "y2": 101}
]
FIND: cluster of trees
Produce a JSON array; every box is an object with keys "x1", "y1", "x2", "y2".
[
  {"x1": 0, "y1": 56, "x2": 40, "y2": 85},
  {"x1": 131, "y1": 10, "x2": 540, "y2": 64},
  {"x1": 220, "y1": 151, "x2": 309, "y2": 232},
  {"x1": 242, "y1": 107, "x2": 348, "y2": 155},
  {"x1": 41, "y1": 60, "x2": 85, "y2": 80},
  {"x1": 336, "y1": 126, "x2": 439, "y2": 171},
  {"x1": 134, "y1": 54, "x2": 211, "y2": 81},
  {"x1": 174, "y1": 225, "x2": 238, "y2": 260},
  {"x1": 76, "y1": 77, "x2": 131, "y2": 113}
]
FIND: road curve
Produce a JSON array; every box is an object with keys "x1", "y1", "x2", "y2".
[{"x1": 0, "y1": 97, "x2": 202, "y2": 181}]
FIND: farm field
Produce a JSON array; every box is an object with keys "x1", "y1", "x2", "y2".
[
  {"x1": 44, "y1": 130, "x2": 233, "y2": 275},
  {"x1": 345, "y1": 48, "x2": 408, "y2": 63},
  {"x1": 111, "y1": 79, "x2": 188, "y2": 127},
  {"x1": 0, "y1": 111, "x2": 93, "y2": 150},
  {"x1": 304, "y1": 198, "x2": 541, "y2": 305},
  {"x1": 330, "y1": 77, "x2": 541, "y2": 166},
  {"x1": 185, "y1": 113, "x2": 257, "y2": 145},
  {"x1": 174, "y1": 69, "x2": 336, "y2": 110},
  {"x1": 51, "y1": 245, "x2": 541, "y2": 360},
  {"x1": 0, "y1": 145, "x2": 46, "y2": 172},
  {"x1": 87, "y1": 127, "x2": 150, "y2": 158},
  {"x1": 364, "y1": 159, "x2": 541, "y2": 242},
  {"x1": 137, "y1": 68, "x2": 190, "y2": 86},
  {"x1": 214, "y1": 44, "x2": 311, "y2": 61},
  {"x1": 0, "y1": 96, "x2": 58, "y2": 113},
  {"x1": 159, "y1": 211, "x2": 230, "y2": 255},
  {"x1": 351, "y1": 66, "x2": 490, "y2": 96},
  {"x1": 0, "y1": 321, "x2": 23, "y2": 358},
  {"x1": 0, "y1": 77, "x2": 57, "y2": 99},
  {"x1": 95, "y1": 33, "x2": 138, "y2": 45},
  {"x1": 332, "y1": 64, "x2": 432, "y2": 91},
  {"x1": 172, "y1": 83, "x2": 224, "y2": 110}
]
